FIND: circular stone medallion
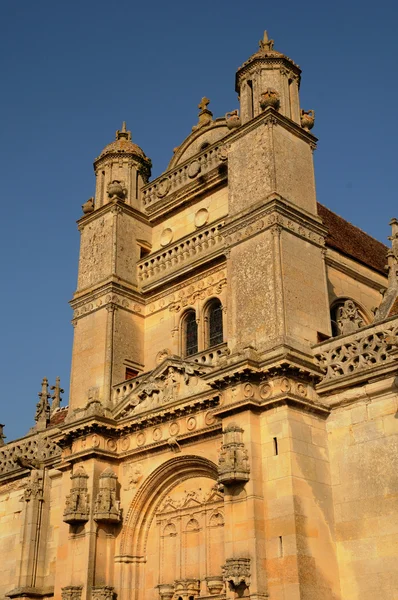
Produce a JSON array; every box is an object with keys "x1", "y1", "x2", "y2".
[
  {"x1": 186, "y1": 416, "x2": 197, "y2": 431},
  {"x1": 160, "y1": 228, "x2": 173, "y2": 247},
  {"x1": 169, "y1": 421, "x2": 180, "y2": 436},
  {"x1": 153, "y1": 427, "x2": 162, "y2": 441},
  {"x1": 194, "y1": 207, "x2": 209, "y2": 228},
  {"x1": 136, "y1": 432, "x2": 146, "y2": 447},
  {"x1": 188, "y1": 160, "x2": 201, "y2": 178},
  {"x1": 156, "y1": 178, "x2": 171, "y2": 197}
]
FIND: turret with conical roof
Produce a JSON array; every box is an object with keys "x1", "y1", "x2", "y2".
[
  {"x1": 93, "y1": 122, "x2": 151, "y2": 210},
  {"x1": 236, "y1": 31, "x2": 302, "y2": 125}
]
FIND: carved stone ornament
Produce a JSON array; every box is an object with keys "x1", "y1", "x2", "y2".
[
  {"x1": 218, "y1": 423, "x2": 250, "y2": 485},
  {"x1": 82, "y1": 197, "x2": 94, "y2": 214},
  {"x1": 225, "y1": 110, "x2": 241, "y2": 129},
  {"x1": 63, "y1": 465, "x2": 90, "y2": 524},
  {"x1": 93, "y1": 467, "x2": 121, "y2": 523},
  {"x1": 336, "y1": 300, "x2": 364, "y2": 335},
  {"x1": 174, "y1": 579, "x2": 200, "y2": 599},
  {"x1": 192, "y1": 97, "x2": 213, "y2": 131},
  {"x1": 35, "y1": 377, "x2": 51, "y2": 431},
  {"x1": 222, "y1": 558, "x2": 251, "y2": 589},
  {"x1": 21, "y1": 469, "x2": 44, "y2": 502},
  {"x1": 61, "y1": 586, "x2": 83, "y2": 600},
  {"x1": 107, "y1": 180, "x2": 127, "y2": 201},
  {"x1": 300, "y1": 109, "x2": 315, "y2": 131},
  {"x1": 157, "y1": 583, "x2": 174, "y2": 600},
  {"x1": 206, "y1": 576, "x2": 224, "y2": 595},
  {"x1": 259, "y1": 88, "x2": 280, "y2": 111},
  {"x1": 91, "y1": 586, "x2": 115, "y2": 600}
]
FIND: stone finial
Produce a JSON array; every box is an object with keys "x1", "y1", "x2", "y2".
[
  {"x1": 50, "y1": 377, "x2": 64, "y2": 413},
  {"x1": 82, "y1": 197, "x2": 94, "y2": 214},
  {"x1": 374, "y1": 218, "x2": 398, "y2": 322},
  {"x1": 225, "y1": 110, "x2": 241, "y2": 129},
  {"x1": 35, "y1": 378, "x2": 51, "y2": 430},
  {"x1": 116, "y1": 121, "x2": 131, "y2": 141},
  {"x1": 300, "y1": 109, "x2": 315, "y2": 131},
  {"x1": 107, "y1": 179, "x2": 127, "y2": 201},
  {"x1": 259, "y1": 30, "x2": 274, "y2": 52},
  {"x1": 192, "y1": 97, "x2": 213, "y2": 131},
  {"x1": 0, "y1": 424, "x2": 6, "y2": 447},
  {"x1": 259, "y1": 88, "x2": 280, "y2": 111}
]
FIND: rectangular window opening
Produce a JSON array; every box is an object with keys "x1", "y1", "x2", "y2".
[
  {"x1": 279, "y1": 536, "x2": 283, "y2": 557},
  {"x1": 273, "y1": 437, "x2": 278, "y2": 456}
]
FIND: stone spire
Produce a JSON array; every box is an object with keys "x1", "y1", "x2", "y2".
[
  {"x1": 35, "y1": 377, "x2": 51, "y2": 430},
  {"x1": 374, "y1": 218, "x2": 398, "y2": 321},
  {"x1": 50, "y1": 376, "x2": 64, "y2": 413}
]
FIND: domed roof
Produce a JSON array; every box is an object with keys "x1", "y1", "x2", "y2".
[{"x1": 95, "y1": 122, "x2": 148, "y2": 162}]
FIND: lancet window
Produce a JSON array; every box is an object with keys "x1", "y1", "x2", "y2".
[
  {"x1": 205, "y1": 299, "x2": 223, "y2": 348},
  {"x1": 183, "y1": 310, "x2": 198, "y2": 357}
]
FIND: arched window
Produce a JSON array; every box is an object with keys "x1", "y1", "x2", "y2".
[
  {"x1": 183, "y1": 310, "x2": 198, "y2": 357},
  {"x1": 206, "y1": 299, "x2": 223, "y2": 348}
]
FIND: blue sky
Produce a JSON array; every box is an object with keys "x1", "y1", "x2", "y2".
[{"x1": 0, "y1": 0, "x2": 396, "y2": 441}]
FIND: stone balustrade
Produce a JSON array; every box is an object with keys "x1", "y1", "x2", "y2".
[
  {"x1": 137, "y1": 221, "x2": 224, "y2": 284},
  {"x1": 0, "y1": 434, "x2": 61, "y2": 476},
  {"x1": 112, "y1": 375, "x2": 145, "y2": 405},
  {"x1": 141, "y1": 144, "x2": 227, "y2": 211},
  {"x1": 187, "y1": 343, "x2": 228, "y2": 366},
  {"x1": 314, "y1": 318, "x2": 398, "y2": 382}
]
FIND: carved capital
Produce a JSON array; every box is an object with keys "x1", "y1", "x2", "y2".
[
  {"x1": 222, "y1": 557, "x2": 251, "y2": 589},
  {"x1": 63, "y1": 466, "x2": 90, "y2": 524},
  {"x1": 91, "y1": 587, "x2": 115, "y2": 600},
  {"x1": 61, "y1": 587, "x2": 83, "y2": 600},
  {"x1": 93, "y1": 468, "x2": 121, "y2": 523}
]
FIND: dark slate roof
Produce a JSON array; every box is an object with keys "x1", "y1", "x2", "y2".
[{"x1": 317, "y1": 203, "x2": 388, "y2": 275}]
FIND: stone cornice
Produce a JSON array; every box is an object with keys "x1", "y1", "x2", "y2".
[
  {"x1": 235, "y1": 54, "x2": 301, "y2": 92},
  {"x1": 76, "y1": 198, "x2": 150, "y2": 231},
  {"x1": 70, "y1": 280, "x2": 145, "y2": 321}
]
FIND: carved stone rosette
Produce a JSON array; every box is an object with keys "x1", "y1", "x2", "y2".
[
  {"x1": 61, "y1": 586, "x2": 83, "y2": 600},
  {"x1": 93, "y1": 467, "x2": 121, "y2": 523},
  {"x1": 222, "y1": 558, "x2": 251, "y2": 589},
  {"x1": 63, "y1": 466, "x2": 90, "y2": 524},
  {"x1": 174, "y1": 579, "x2": 200, "y2": 599},
  {"x1": 91, "y1": 586, "x2": 115, "y2": 600},
  {"x1": 217, "y1": 423, "x2": 250, "y2": 485}
]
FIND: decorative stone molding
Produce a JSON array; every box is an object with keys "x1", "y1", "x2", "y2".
[
  {"x1": 336, "y1": 300, "x2": 364, "y2": 335},
  {"x1": 63, "y1": 465, "x2": 90, "y2": 524},
  {"x1": 91, "y1": 586, "x2": 115, "y2": 600},
  {"x1": 94, "y1": 467, "x2": 121, "y2": 523},
  {"x1": 107, "y1": 180, "x2": 127, "y2": 201},
  {"x1": 61, "y1": 586, "x2": 83, "y2": 600},
  {"x1": 222, "y1": 558, "x2": 251, "y2": 589},
  {"x1": 206, "y1": 576, "x2": 224, "y2": 595},
  {"x1": 72, "y1": 291, "x2": 143, "y2": 321},
  {"x1": 314, "y1": 319, "x2": 398, "y2": 382},
  {"x1": 218, "y1": 424, "x2": 250, "y2": 485}
]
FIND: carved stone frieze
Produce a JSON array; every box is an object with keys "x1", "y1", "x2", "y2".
[
  {"x1": 218, "y1": 424, "x2": 250, "y2": 485},
  {"x1": 72, "y1": 291, "x2": 143, "y2": 321},
  {"x1": 157, "y1": 584, "x2": 174, "y2": 600},
  {"x1": 61, "y1": 587, "x2": 83, "y2": 600},
  {"x1": 93, "y1": 467, "x2": 121, "y2": 523},
  {"x1": 63, "y1": 465, "x2": 90, "y2": 524},
  {"x1": 222, "y1": 558, "x2": 251, "y2": 589},
  {"x1": 205, "y1": 576, "x2": 224, "y2": 595},
  {"x1": 174, "y1": 579, "x2": 200, "y2": 599}
]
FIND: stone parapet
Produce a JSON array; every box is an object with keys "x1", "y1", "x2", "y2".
[{"x1": 314, "y1": 316, "x2": 398, "y2": 387}]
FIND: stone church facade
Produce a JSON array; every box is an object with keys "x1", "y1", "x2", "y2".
[{"x1": 1, "y1": 33, "x2": 398, "y2": 600}]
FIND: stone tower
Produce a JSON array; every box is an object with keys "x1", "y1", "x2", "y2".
[
  {"x1": 69, "y1": 124, "x2": 152, "y2": 409},
  {"x1": 1, "y1": 31, "x2": 397, "y2": 600}
]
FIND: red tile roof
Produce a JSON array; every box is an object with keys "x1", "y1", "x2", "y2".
[
  {"x1": 49, "y1": 407, "x2": 68, "y2": 426},
  {"x1": 317, "y1": 203, "x2": 388, "y2": 275}
]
